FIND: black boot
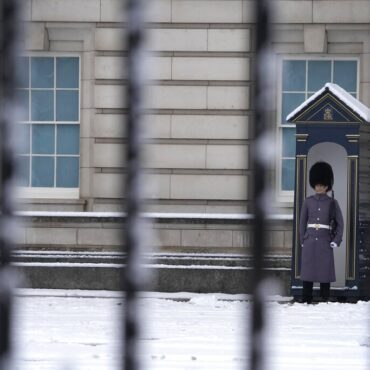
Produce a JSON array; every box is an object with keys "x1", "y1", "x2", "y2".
[
  {"x1": 317, "y1": 283, "x2": 330, "y2": 303},
  {"x1": 302, "y1": 281, "x2": 313, "y2": 304}
]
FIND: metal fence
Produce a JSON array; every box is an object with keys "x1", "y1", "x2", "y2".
[
  {"x1": 0, "y1": 0, "x2": 21, "y2": 368},
  {"x1": 124, "y1": 0, "x2": 274, "y2": 369},
  {"x1": 0, "y1": 0, "x2": 272, "y2": 369}
]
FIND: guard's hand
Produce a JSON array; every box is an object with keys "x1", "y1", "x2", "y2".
[{"x1": 330, "y1": 242, "x2": 338, "y2": 248}]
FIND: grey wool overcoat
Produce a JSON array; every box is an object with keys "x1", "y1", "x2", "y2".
[{"x1": 299, "y1": 193, "x2": 344, "y2": 283}]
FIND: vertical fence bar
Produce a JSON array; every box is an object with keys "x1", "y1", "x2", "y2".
[
  {"x1": 123, "y1": 0, "x2": 146, "y2": 369},
  {"x1": 0, "y1": 0, "x2": 21, "y2": 368},
  {"x1": 250, "y1": 0, "x2": 272, "y2": 369}
]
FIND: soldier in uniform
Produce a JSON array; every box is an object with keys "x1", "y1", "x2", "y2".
[{"x1": 299, "y1": 161, "x2": 344, "y2": 303}]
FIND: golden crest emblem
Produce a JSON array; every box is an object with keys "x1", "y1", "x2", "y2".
[{"x1": 324, "y1": 107, "x2": 333, "y2": 121}]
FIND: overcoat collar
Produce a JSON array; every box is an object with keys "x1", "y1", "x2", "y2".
[{"x1": 313, "y1": 193, "x2": 330, "y2": 201}]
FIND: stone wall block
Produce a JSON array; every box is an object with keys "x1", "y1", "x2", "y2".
[
  {"x1": 80, "y1": 138, "x2": 93, "y2": 168},
  {"x1": 77, "y1": 228, "x2": 122, "y2": 246},
  {"x1": 304, "y1": 25, "x2": 327, "y2": 53},
  {"x1": 24, "y1": 22, "x2": 47, "y2": 50},
  {"x1": 94, "y1": 174, "x2": 171, "y2": 200},
  {"x1": 101, "y1": 0, "x2": 127, "y2": 22},
  {"x1": 207, "y1": 86, "x2": 249, "y2": 110},
  {"x1": 361, "y1": 53, "x2": 370, "y2": 84},
  {"x1": 273, "y1": 1, "x2": 313, "y2": 23},
  {"x1": 267, "y1": 231, "x2": 285, "y2": 249},
  {"x1": 94, "y1": 114, "x2": 126, "y2": 139},
  {"x1": 94, "y1": 143, "x2": 125, "y2": 168},
  {"x1": 181, "y1": 229, "x2": 233, "y2": 248},
  {"x1": 95, "y1": 28, "x2": 126, "y2": 51},
  {"x1": 15, "y1": 226, "x2": 26, "y2": 245},
  {"x1": 206, "y1": 145, "x2": 248, "y2": 170},
  {"x1": 102, "y1": 0, "x2": 172, "y2": 23},
  {"x1": 242, "y1": 1, "x2": 254, "y2": 23},
  {"x1": 147, "y1": 0, "x2": 172, "y2": 22},
  {"x1": 94, "y1": 85, "x2": 126, "y2": 109},
  {"x1": 95, "y1": 56, "x2": 126, "y2": 80},
  {"x1": 22, "y1": 0, "x2": 32, "y2": 21},
  {"x1": 26, "y1": 228, "x2": 77, "y2": 245},
  {"x1": 151, "y1": 229, "x2": 182, "y2": 248},
  {"x1": 147, "y1": 86, "x2": 207, "y2": 110},
  {"x1": 171, "y1": 115, "x2": 249, "y2": 140},
  {"x1": 170, "y1": 175, "x2": 247, "y2": 200},
  {"x1": 148, "y1": 29, "x2": 207, "y2": 52},
  {"x1": 144, "y1": 144, "x2": 206, "y2": 169},
  {"x1": 208, "y1": 29, "x2": 251, "y2": 52},
  {"x1": 232, "y1": 230, "x2": 250, "y2": 248},
  {"x1": 313, "y1": 1, "x2": 370, "y2": 23},
  {"x1": 143, "y1": 115, "x2": 171, "y2": 139},
  {"x1": 32, "y1": 0, "x2": 100, "y2": 22},
  {"x1": 80, "y1": 108, "x2": 94, "y2": 138},
  {"x1": 80, "y1": 167, "x2": 93, "y2": 199},
  {"x1": 143, "y1": 174, "x2": 171, "y2": 199},
  {"x1": 172, "y1": 57, "x2": 249, "y2": 81},
  {"x1": 82, "y1": 80, "x2": 95, "y2": 109},
  {"x1": 172, "y1": 0, "x2": 243, "y2": 23},
  {"x1": 93, "y1": 173, "x2": 125, "y2": 199},
  {"x1": 95, "y1": 56, "x2": 171, "y2": 80}
]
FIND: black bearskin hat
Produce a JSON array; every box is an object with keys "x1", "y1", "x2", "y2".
[{"x1": 309, "y1": 161, "x2": 334, "y2": 191}]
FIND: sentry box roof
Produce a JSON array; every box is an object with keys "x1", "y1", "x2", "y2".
[{"x1": 286, "y1": 83, "x2": 370, "y2": 125}]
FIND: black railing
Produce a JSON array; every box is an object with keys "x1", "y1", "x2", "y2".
[
  {"x1": 250, "y1": 0, "x2": 273, "y2": 369},
  {"x1": 122, "y1": 0, "x2": 146, "y2": 369},
  {"x1": 0, "y1": 0, "x2": 21, "y2": 368},
  {"x1": 0, "y1": 0, "x2": 277, "y2": 369}
]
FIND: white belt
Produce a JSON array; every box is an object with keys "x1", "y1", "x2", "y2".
[{"x1": 307, "y1": 223, "x2": 330, "y2": 230}]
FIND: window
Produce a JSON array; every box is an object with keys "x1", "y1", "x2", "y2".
[
  {"x1": 279, "y1": 58, "x2": 358, "y2": 194},
  {"x1": 16, "y1": 56, "x2": 80, "y2": 193}
]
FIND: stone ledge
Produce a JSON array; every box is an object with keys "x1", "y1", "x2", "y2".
[{"x1": 16, "y1": 211, "x2": 293, "y2": 224}]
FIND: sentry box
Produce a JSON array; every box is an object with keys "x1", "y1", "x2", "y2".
[{"x1": 287, "y1": 83, "x2": 370, "y2": 301}]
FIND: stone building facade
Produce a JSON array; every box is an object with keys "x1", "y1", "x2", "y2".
[{"x1": 15, "y1": 1, "x2": 370, "y2": 289}]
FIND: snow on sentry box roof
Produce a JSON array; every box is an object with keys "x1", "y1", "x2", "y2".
[{"x1": 286, "y1": 82, "x2": 370, "y2": 123}]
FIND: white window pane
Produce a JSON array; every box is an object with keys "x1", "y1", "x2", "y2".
[
  {"x1": 56, "y1": 57, "x2": 79, "y2": 89},
  {"x1": 308, "y1": 61, "x2": 331, "y2": 92},
  {"x1": 333, "y1": 61, "x2": 357, "y2": 92},
  {"x1": 17, "y1": 156, "x2": 30, "y2": 187},
  {"x1": 17, "y1": 90, "x2": 29, "y2": 121},
  {"x1": 282, "y1": 60, "x2": 305, "y2": 91},
  {"x1": 17, "y1": 124, "x2": 30, "y2": 155},
  {"x1": 56, "y1": 157, "x2": 79, "y2": 188},
  {"x1": 32, "y1": 124, "x2": 55, "y2": 155},
  {"x1": 17, "y1": 57, "x2": 29, "y2": 88},
  {"x1": 282, "y1": 93, "x2": 305, "y2": 123},
  {"x1": 282, "y1": 127, "x2": 296, "y2": 158},
  {"x1": 31, "y1": 57, "x2": 54, "y2": 88},
  {"x1": 282, "y1": 159, "x2": 295, "y2": 191},
  {"x1": 31, "y1": 156, "x2": 55, "y2": 187},
  {"x1": 56, "y1": 91, "x2": 79, "y2": 121},
  {"x1": 31, "y1": 91, "x2": 54, "y2": 121},
  {"x1": 57, "y1": 125, "x2": 80, "y2": 155}
]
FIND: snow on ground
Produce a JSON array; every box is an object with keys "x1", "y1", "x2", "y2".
[{"x1": 11, "y1": 289, "x2": 370, "y2": 370}]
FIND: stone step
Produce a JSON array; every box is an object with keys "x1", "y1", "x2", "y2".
[
  {"x1": 12, "y1": 250, "x2": 291, "y2": 268},
  {"x1": 11, "y1": 250, "x2": 291, "y2": 294}
]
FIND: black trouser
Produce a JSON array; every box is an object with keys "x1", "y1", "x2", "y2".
[{"x1": 302, "y1": 281, "x2": 330, "y2": 303}]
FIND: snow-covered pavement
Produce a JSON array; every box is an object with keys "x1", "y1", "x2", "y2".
[{"x1": 11, "y1": 289, "x2": 370, "y2": 370}]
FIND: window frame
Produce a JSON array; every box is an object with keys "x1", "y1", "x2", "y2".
[
  {"x1": 16, "y1": 52, "x2": 81, "y2": 199},
  {"x1": 276, "y1": 55, "x2": 360, "y2": 203}
]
